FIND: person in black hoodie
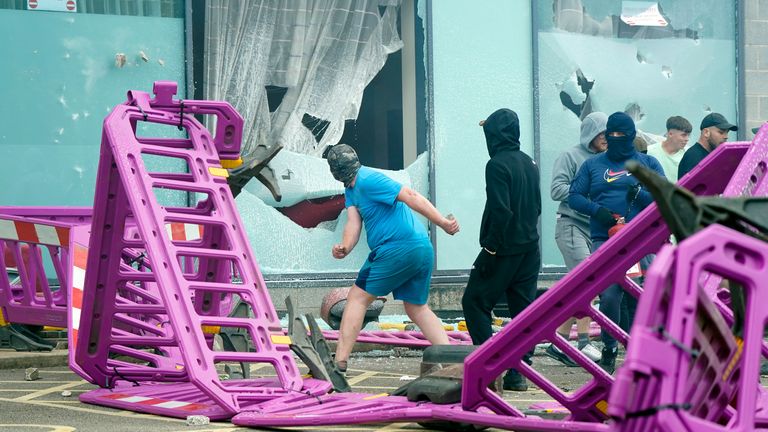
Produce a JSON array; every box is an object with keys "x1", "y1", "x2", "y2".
[{"x1": 461, "y1": 108, "x2": 541, "y2": 392}]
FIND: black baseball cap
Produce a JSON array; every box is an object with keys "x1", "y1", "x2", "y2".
[{"x1": 700, "y1": 113, "x2": 737, "y2": 131}]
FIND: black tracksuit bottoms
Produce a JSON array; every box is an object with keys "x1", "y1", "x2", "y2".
[{"x1": 462, "y1": 248, "x2": 541, "y2": 348}]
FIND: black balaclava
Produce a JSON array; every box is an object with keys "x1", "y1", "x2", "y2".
[
  {"x1": 482, "y1": 108, "x2": 521, "y2": 157},
  {"x1": 326, "y1": 144, "x2": 361, "y2": 187},
  {"x1": 605, "y1": 111, "x2": 637, "y2": 162}
]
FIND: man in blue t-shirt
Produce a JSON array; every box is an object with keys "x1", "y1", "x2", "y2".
[{"x1": 325, "y1": 144, "x2": 460, "y2": 374}]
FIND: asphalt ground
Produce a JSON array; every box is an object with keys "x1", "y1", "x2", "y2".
[{"x1": 0, "y1": 345, "x2": 599, "y2": 432}]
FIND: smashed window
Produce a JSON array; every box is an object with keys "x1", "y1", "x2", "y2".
[
  {"x1": 204, "y1": 1, "x2": 421, "y2": 273},
  {"x1": 536, "y1": 0, "x2": 737, "y2": 267}
]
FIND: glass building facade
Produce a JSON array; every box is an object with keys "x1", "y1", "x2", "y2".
[{"x1": 0, "y1": 0, "x2": 741, "y2": 275}]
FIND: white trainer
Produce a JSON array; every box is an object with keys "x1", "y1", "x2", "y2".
[{"x1": 580, "y1": 343, "x2": 602, "y2": 362}]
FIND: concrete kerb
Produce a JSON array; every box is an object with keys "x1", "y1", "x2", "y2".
[
  {"x1": 0, "y1": 344, "x2": 414, "y2": 371},
  {"x1": 0, "y1": 274, "x2": 562, "y2": 370},
  {"x1": 0, "y1": 349, "x2": 69, "y2": 370},
  {"x1": 266, "y1": 273, "x2": 562, "y2": 317}
]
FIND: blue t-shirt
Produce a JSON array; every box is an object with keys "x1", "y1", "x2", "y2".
[{"x1": 344, "y1": 166, "x2": 428, "y2": 250}]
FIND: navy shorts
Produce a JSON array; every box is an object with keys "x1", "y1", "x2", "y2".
[{"x1": 355, "y1": 237, "x2": 433, "y2": 305}]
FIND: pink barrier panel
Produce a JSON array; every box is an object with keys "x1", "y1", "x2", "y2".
[
  {"x1": 610, "y1": 225, "x2": 766, "y2": 431},
  {"x1": 233, "y1": 392, "x2": 610, "y2": 431},
  {"x1": 0, "y1": 207, "x2": 92, "y2": 225},
  {"x1": 73, "y1": 82, "x2": 329, "y2": 419},
  {"x1": 0, "y1": 214, "x2": 77, "y2": 328},
  {"x1": 319, "y1": 329, "x2": 473, "y2": 347}
]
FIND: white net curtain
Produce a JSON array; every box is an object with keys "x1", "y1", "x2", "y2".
[{"x1": 204, "y1": 0, "x2": 403, "y2": 159}]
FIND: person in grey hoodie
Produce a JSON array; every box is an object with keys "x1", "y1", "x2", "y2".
[{"x1": 544, "y1": 112, "x2": 607, "y2": 367}]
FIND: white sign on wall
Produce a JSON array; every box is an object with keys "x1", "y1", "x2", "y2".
[
  {"x1": 27, "y1": 0, "x2": 77, "y2": 13},
  {"x1": 620, "y1": 1, "x2": 668, "y2": 27}
]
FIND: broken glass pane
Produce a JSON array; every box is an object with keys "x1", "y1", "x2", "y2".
[{"x1": 536, "y1": 0, "x2": 737, "y2": 267}]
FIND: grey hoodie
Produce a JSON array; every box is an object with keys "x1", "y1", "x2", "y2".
[{"x1": 550, "y1": 112, "x2": 608, "y2": 227}]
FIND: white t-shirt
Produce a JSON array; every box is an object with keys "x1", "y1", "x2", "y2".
[{"x1": 647, "y1": 142, "x2": 685, "y2": 183}]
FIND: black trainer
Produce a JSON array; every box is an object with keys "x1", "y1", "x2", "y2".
[
  {"x1": 599, "y1": 346, "x2": 618, "y2": 374},
  {"x1": 544, "y1": 344, "x2": 579, "y2": 367},
  {"x1": 502, "y1": 370, "x2": 528, "y2": 392}
]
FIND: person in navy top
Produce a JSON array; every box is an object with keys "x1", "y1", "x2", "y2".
[
  {"x1": 569, "y1": 111, "x2": 664, "y2": 373},
  {"x1": 325, "y1": 144, "x2": 460, "y2": 375}
]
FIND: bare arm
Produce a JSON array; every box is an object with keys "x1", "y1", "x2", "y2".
[
  {"x1": 397, "y1": 186, "x2": 459, "y2": 235},
  {"x1": 332, "y1": 206, "x2": 362, "y2": 259}
]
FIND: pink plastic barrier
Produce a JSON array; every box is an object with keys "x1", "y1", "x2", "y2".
[
  {"x1": 0, "y1": 214, "x2": 83, "y2": 328},
  {"x1": 611, "y1": 225, "x2": 766, "y2": 431},
  {"x1": 73, "y1": 82, "x2": 329, "y2": 418}
]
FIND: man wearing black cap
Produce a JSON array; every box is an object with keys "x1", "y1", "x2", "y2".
[{"x1": 677, "y1": 113, "x2": 737, "y2": 179}]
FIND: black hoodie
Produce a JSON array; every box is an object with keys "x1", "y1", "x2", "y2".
[{"x1": 479, "y1": 109, "x2": 541, "y2": 255}]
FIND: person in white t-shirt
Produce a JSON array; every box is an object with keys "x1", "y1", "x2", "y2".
[{"x1": 646, "y1": 116, "x2": 692, "y2": 183}]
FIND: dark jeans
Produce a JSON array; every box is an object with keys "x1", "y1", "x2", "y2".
[
  {"x1": 619, "y1": 294, "x2": 638, "y2": 332},
  {"x1": 462, "y1": 248, "x2": 540, "y2": 365},
  {"x1": 593, "y1": 240, "x2": 653, "y2": 349}
]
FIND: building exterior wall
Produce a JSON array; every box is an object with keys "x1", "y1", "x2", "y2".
[
  {"x1": 0, "y1": 6, "x2": 187, "y2": 207},
  {"x1": 1, "y1": 2, "x2": 764, "y2": 314}
]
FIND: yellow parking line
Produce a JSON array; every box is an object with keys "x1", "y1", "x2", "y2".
[
  {"x1": 351, "y1": 386, "x2": 398, "y2": 390},
  {"x1": 169, "y1": 429, "x2": 243, "y2": 432},
  {"x1": 375, "y1": 424, "x2": 418, "y2": 431},
  {"x1": 0, "y1": 388, "x2": 90, "y2": 393},
  {"x1": 0, "y1": 380, "x2": 84, "y2": 384},
  {"x1": 35, "y1": 401, "x2": 85, "y2": 404},
  {"x1": 0, "y1": 389, "x2": 43, "y2": 392},
  {"x1": 347, "y1": 370, "x2": 411, "y2": 378},
  {"x1": 13, "y1": 381, "x2": 86, "y2": 402},
  {"x1": 0, "y1": 398, "x2": 184, "y2": 423},
  {"x1": 346, "y1": 370, "x2": 379, "y2": 386},
  {"x1": 0, "y1": 425, "x2": 75, "y2": 432}
]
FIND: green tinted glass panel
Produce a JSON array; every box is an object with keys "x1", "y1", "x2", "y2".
[
  {"x1": 536, "y1": 0, "x2": 737, "y2": 267},
  {"x1": 431, "y1": 0, "x2": 534, "y2": 270},
  {"x1": 0, "y1": 9, "x2": 186, "y2": 206}
]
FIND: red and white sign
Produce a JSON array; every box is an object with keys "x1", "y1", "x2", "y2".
[
  {"x1": 102, "y1": 393, "x2": 211, "y2": 412},
  {"x1": 165, "y1": 222, "x2": 204, "y2": 241},
  {"x1": 69, "y1": 244, "x2": 87, "y2": 349},
  {"x1": 0, "y1": 218, "x2": 70, "y2": 247},
  {"x1": 27, "y1": 0, "x2": 77, "y2": 12}
]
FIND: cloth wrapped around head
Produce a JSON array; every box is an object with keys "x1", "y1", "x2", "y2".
[
  {"x1": 326, "y1": 144, "x2": 361, "y2": 187},
  {"x1": 606, "y1": 112, "x2": 637, "y2": 162}
]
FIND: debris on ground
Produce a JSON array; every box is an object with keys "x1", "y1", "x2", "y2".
[
  {"x1": 25, "y1": 368, "x2": 40, "y2": 381},
  {"x1": 185, "y1": 415, "x2": 210, "y2": 426}
]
